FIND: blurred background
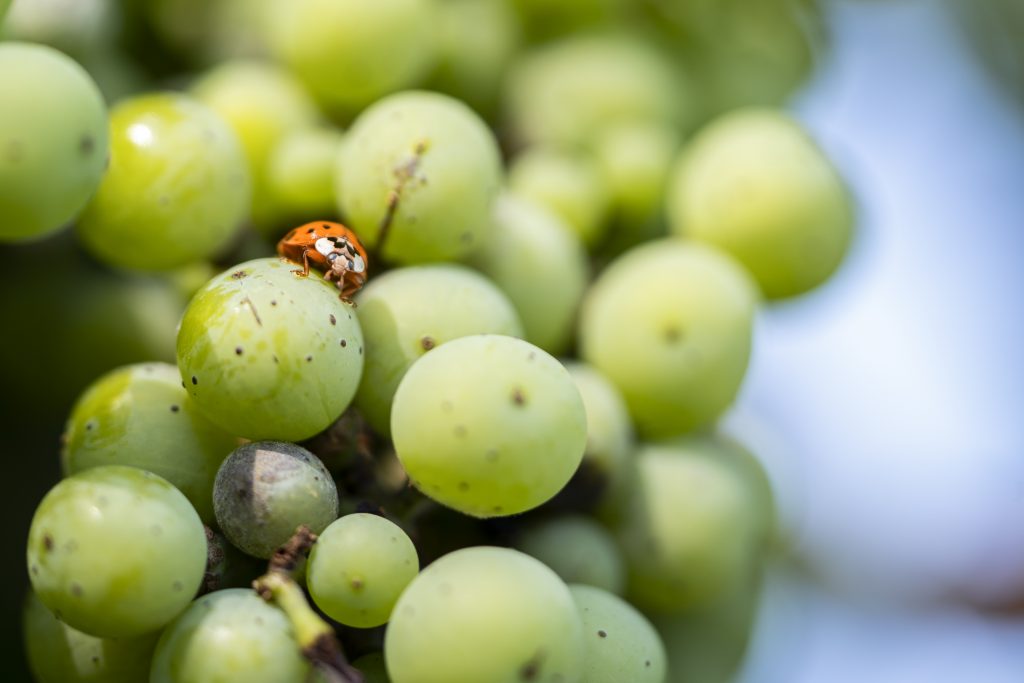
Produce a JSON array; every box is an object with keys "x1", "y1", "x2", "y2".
[{"x1": 2, "y1": 0, "x2": 1023, "y2": 680}]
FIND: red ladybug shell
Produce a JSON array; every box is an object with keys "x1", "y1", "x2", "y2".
[{"x1": 277, "y1": 221, "x2": 369, "y2": 300}]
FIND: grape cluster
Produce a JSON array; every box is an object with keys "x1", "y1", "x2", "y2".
[{"x1": 6, "y1": 1, "x2": 850, "y2": 682}]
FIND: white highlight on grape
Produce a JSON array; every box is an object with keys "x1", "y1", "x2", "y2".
[{"x1": 127, "y1": 123, "x2": 154, "y2": 147}]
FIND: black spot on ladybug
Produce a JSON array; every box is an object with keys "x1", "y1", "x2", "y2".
[
  {"x1": 170, "y1": 405, "x2": 180, "y2": 413},
  {"x1": 79, "y1": 135, "x2": 95, "y2": 156},
  {"x1": 43, "y1": 534, "x2": 54, "y2": 551},
  {"x1": 231, "y1": 270, "x2": 247, "y2": 279},
  {"x1": 235, "y1": 346, "x2": 244, "y2": 356},
  {"x1": 340, "y1": 339, "x2": 347, "y2": 347},
  {"x1": 191, "y1": 376, "x2": 198, "y2": 385},
  {"x1": 308, "y1": 227, "x2": 317, "y2": 234}
]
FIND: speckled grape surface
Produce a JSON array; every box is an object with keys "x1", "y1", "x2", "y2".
[
  {"x1": 176, "y1": 257, "x2": 364, "y2": 441},
  {"x1": 385, "y1": 546, "x2": 584, "y2": 683},
  {"x1": 26, "y1": 466, "x2": 207, "y2": 638},
  {"x1": 150, "y1": 589, "x2": 310, "y2": 683},
  {"x1": 61, "y1": 362, "x2": 237, "y2": 523},
  {"x1": 391, "y1": 334, "x2": 587, "y2": 517},
  {"x1": 0, "y1": 43, "x2": 108, "y2": 241},
  {"x1": 213, "y1": 441, "x2": 339, "y2": 559},
  {"x1": 353, "y1": 264, "x2": 523, "y2": 435},
  {"x1": 306, "y1": 513, "x2": 419, "y2": 627}
]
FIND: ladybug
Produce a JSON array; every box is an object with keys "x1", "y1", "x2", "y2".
[{"x1": 277, "y1": 221, "x2": 368, "y2": 302}]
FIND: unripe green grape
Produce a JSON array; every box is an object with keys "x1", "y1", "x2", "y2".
[
  {"x1": 0, "y1": 0, "x2": 9, "y2": 21},
  {"x1": 268, "y1": 0, "x2": 436, "y2": 114},
  {"x1": 352, "y1": 652, "x2": 390, "y2": 683},
  {"x1": 385, "y1": 546, "x2": 584, "y2": 683},
  {"x1": 306, "y1": 513, "x2": 418, "y2": 627},
  {"x1": 27, "y1": 466, "x2": 207, "y2": 638},
  {"x1": 593, "y1": 121, "x2": 681, "y2": 227},
  {"x1": 430, "y1": 0, "x2": 521, "y2": 116},
  {"x1": 564, "y1": 362, "x2": 633, "y2": 502},
  {"x1": 354, "y1": 264, "x2": 523, "y2": 435},
  {"x1": 505, "y1": 34, "x2": 686, "y2": 148},
  {"x1": 568, "y1": 584, "x2": 667, "y2": 683},
  {"x1": 516, "y1": 516, "x2": 624, "y2": 595},
  {"x1": 150, "y1": 589, "x2": 310, "y2": 683},
  {"x1": 667, "y1": 108, "x2": 853, "y2": 299},
  {"x1": 615, "y1": 443, "x2": 763, "y2": 613},
  {"x1": 510, "y1": 0, "x2": 624, "y2": 41},
  {"x1": 266, "y1": 126, "x2": 344, "y2": 220},
  {"x1": 579, "y1": 239, "x2": 756, "y2": 438},
  {"x1": 77, "y1": 93, "x2": 250, "y2": 271},
  {"x1": 0, "y1": 43, "x2": 107, "y2": 241},
  {"x1": 391, "y1": 335, "x2": 586, "y2": 518},
  {"x1": 472, "y1": 195, "x2": 588, "y2": 356},
  {"x1": 213, "y1": 441, "x2": 338, "y2": 558},
  {"x1": 176, "y1": 257, "x2": 364, "y2": 441},
  {"x1": 61, "y1": 363, "x2": 237, "y2": 523},
  {"x1": 508, "y1": 148, "x2": 611, "y2": 248},
  {"x1": 336, "y1": 91, "x2": 502, "y2": 264},
  {"x1": 3, "y1": 0, "x2": 116, "y2": 59},
  {"x1": 191, "y1": 61, "x2": 320, "y2": 231},
  {"x1": 23, "y1": 591, "x2": 160, "y2": 683}
]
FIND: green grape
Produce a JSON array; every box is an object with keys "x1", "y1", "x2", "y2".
[
  {"x1": 471, "y1": 194, "x2": 588, "y2": 356},
  {"x1": 267, "y1": 0, "x2": 436, "y2": 114},
  {"x1": 191, "y1": 60, "x2": 320, "y2": 231},
  {"x1": 614, "y1": 442, "x2": 764, "y2": 613},
  {"x1": 176, "y1": 257, "x2": 364, "y2": 441},
  {"x1": 508, "y1": 147, "x2": 611, "y2": 248},
  {"x1": 2, "y1": 0, "x2": 116, "y2": 59},
  {"x1": 385, "y1": 546, "x2": 584, "y2": 683},
  {"x1": 150, "y1": 588, "x2": 310, "y2": 683},
  {"x1": 505, "y1": 34, "x2": 686, "y2": 148},
  {"x1": 516, "y1": 516, "x2": 624, "y2": 595},
  {"x1": 0, "y1": 0, "x2": 9, "y2": 21},
  {"x1": 579, "y1": 239, "x2": 756, "y2": 438},
  {"x1": 0, "y1": 43, "x2": 107, "y2": 241},
  {"x1": 352, "y1": 652, "x2": 390, "y2": 683},
  {"x1": 306, "y1": 513, "x2": 418, "y2": 627},
  {"x1": 563, "y1": 362, "x2": 633, "y2": 504},
  {"x1": 26, "y1": 466, "x2": 207, "y2": 638},
  {"x1": 593, "y1": 121, "x2": 681, "y2": 227},
  {"x1": 391, "y1": 335, "x2": 586, "y2": 518},
  {"x1": 61, "y1": 362, "x2": 238, "y2": 523},
  {"x1": 213, "y1": 441, "x2": 339, "y2": 558},
  {"x1": 509, "y1": 0, "x2": 624, "y2": 41},
  {"x1": 353, "y1": 264, "x2": 523, "y2": 435},
  {"x1": 266, "y1": 126, "x2": 344, "y2": 220},
  {"x1": 430, "y1": 0, "x2": 521, "y2": 116},
  {"x1": 23, "y1": 590, "x2": 160, "y2": 683},
  {"x1": 76, "y1": 92, "x2": 250, "y2": 271},
  {"x1": 568, "y1": 584, "x2": 667, "y2": 683},
  {"x1": 667, "y1": 108, "x2": 853, "y2": 299},
  {"x1": 336, "y1": 91, "x2": 502, "y2": 264}
]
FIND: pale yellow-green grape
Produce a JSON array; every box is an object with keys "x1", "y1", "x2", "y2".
[
  {"x1": 569, "y1": 584, "x2": 667, "y2": 683},
  {"x1": 150, "y1": 589, "x2": 311, "y2": 683},
  {"x1": 391, "y1": 335, "x2": 586, "y2": 518},
  {"x1": 472, "y1": 194, "x2": 588, "y2": 356},
  {"x1": 0, "y1": 43, "x2": 107, "y2": 241},
  {"x1": 191, "y1": 61, "x2": 320, "y2": 232},
  {"x1": 2, "y1": 0, "x2": 116, "y2": 58},
  {"x1": 579, "y1": 239, "x2": 757, "y2": 438},
  {"x1": 147, "y1": 0, "x2": 274, "y2": 65},
  {"x1": 354, "y1": 264, "x2": 523, "y2": 435},
  {"x1": 614, "y1": 443, "x2": 763, "y2": 613},
  {"x1": 352, "y1": 652, "x2": 390, "y2": 683},
  {"x1": 26, "y1": 466, "x2": 207, "y2": 638},
  {"x1": 336, "y1": 91, "x2": 502, "y2": 264},
  {"x1": 306, "y1": 513, "x2": 419, "y2": 627},
  {"x1": 516, "y1": 516, "x2": 625, "y2": 595},
  {"x1": 61, "y1": 362, "x2": 238, "y2": 523},
  {"x1": 385, "y1": 547, "x2": 584, "y2": 683},
  {"x1": 563, "y1": 362, "x2": 633, "y2": 504},
  {"x1": 0, "y1": 0, "x2": 9, "y2": 21},
  {"x1": 510, "y1": 0, "x2": 625, "y2": 42},
  {"x1": 266, "y1": 126, "x2": 344, "y2": 220},
  {"x1": 267, "y1": 0, "x2": 436, "y2": 115},
  {"x1": 593, "y1": 121, "x2": 681, "y2": 229},
  {"x1": 430, "y1": 0, "x2": 522, "y2": 116},
  {"x1": 505, "y1": 34, "x2": 686, "y2": 148},
  {"x1": 23, "y1": 591, "x2": 160, "y2": 683},
  {"x1": 76, "y1": 93, "x2": 250, "y2": 271},
  {"x1": 176, "y1": 258, "x2": 364, "y2": 441},
  {"x1": 507, "y1": 147, "x2": 611, "y2": 248},
  {"x1": 651, "y1": 573, "x2": 764, "y2": 683},
  {"x1": 667, "y1": 108, "x2": 853, "y2": 299}
]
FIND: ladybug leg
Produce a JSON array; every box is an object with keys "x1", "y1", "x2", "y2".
[{"x1": 291, "y1": 249, "x2": 311, "y2": 277}]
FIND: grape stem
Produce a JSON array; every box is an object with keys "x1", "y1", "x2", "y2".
[
  {"x1": 254, "y1": 527, "x2": 364, "y2": 683},
  {"x1": 375, "y1": 140, "x2": 428, "y2": 258}
]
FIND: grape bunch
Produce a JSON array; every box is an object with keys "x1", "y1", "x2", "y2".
[{"x1": 4, "y1": 0, "x2": 852, "y2": 681}]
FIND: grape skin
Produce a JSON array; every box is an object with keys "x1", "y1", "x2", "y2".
[
  {"x1": 516, "y1": 516, "x2": 625, "y2": 595},
  {"x1": 26, "y1": 466, "x2": 207, "y2": 638},
  {"x1": 306, "y1": 513, "x2": 419, "y2": 628}
]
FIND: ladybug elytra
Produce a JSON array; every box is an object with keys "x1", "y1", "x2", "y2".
[{"x1": 276, "y1": 221, "x2": 368, "y2": 302}]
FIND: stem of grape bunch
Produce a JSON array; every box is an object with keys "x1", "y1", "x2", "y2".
[{"x1": 254, "y1": 526, "x2": 364, "y2": 683}]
